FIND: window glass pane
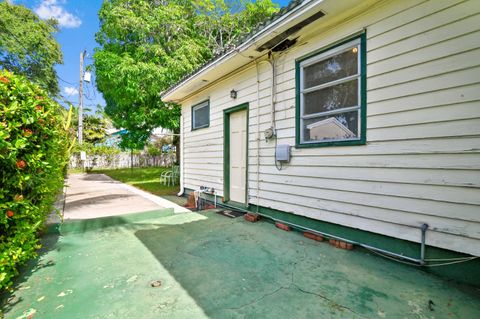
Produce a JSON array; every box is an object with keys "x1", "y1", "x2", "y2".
[
  {"x1": 193, "y1": 103, "x2": 209, "y2": 129},
  {"x1": 302, "y1": 111, "x2": 359, "y2": 142},
  {"x1": 303, "y1": 80, "x2": 358, "y2": 116},
  {"x1": 303, "y1": 47, "x2": 358, "y2": 89}
]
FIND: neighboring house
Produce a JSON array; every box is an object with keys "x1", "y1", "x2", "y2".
[
  {"x1": 103, "y1": 128, "x2": 125, "y2": 147},
  {"x1": 162, "y1": 0, "x2": 480, "y2": 284}
]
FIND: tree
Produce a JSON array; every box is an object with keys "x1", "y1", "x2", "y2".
[
  {"x1": 196, "y1": 0, "x2": 279, "y2": 55},
  {"x1": 0, "y1": 2, "x2": 63, "y2": 96},
  {"x1": 68, "y1": 104, "x2": 110, "y2": 145},
  {"x1": 94, "y1": 0, "x2": 278, "y2": 149},
  {"x1": 82, "y1": 114, "x2": 108, "y2": 145}
]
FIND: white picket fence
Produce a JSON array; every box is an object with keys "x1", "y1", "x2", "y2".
[{"x1": 69, "y1": 152, "x2": 174, "y2": 169}]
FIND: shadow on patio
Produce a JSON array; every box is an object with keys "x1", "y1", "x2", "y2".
[
  {"x1": 134, "y1": 211, "x2": 480, "y2": 319},
  {"x1": 2, "y1": 210, "x2": 479, "y2": 318}
]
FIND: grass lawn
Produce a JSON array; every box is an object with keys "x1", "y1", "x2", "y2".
[{"x1": 91, "y1": 167, "x2": 179, "y2": 197}]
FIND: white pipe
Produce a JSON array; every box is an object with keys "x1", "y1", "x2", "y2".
[
  {"x1": 256, "y1": 60, "x2": 261, "y2": 212},
  {"x1": 199, "y1": 194, "x2": 426, "y2": 265},
  {"x1": 258, "y1": 211, "x2": 425, "y2": 264},
  {"x1": 177, "y1": 113, "x2": 184, "y2": 197},
  {"x1": 420, "y1": 223, "x2": 429, "y2": 265},
  {"x1": 268, "y1": 57, "x2": 276, "y2": 132},
  {"x1": 254, "y1": 59, "x2": 271, "y2": 212}
]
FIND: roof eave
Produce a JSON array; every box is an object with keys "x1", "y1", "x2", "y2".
[{"x1": 161, "y1": 0, "x2": 323, "y2": 103}]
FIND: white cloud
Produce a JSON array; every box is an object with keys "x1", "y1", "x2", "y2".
[
  {"x1": 64, "y1": 86, "x2": 78, "y2": 96},
  {"x1": 35, "y1": 0, "x2": 82, "y2": 28}
]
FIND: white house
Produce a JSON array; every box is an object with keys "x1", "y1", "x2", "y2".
[{"x1": 162, "y1": 0, "x2": 480, "y2": 283}]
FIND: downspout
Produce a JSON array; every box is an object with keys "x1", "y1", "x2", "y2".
[
  {"x1": 255, "y1": 60, "x2": 262, "y2": 213},
  {"x1": 177, "y1": 113, "x2": 184, "y2": 196},
  {"x1": 254, "y1": 59, "x2": 272, "y2": 213},
  {"x1": 269, "y1": 53, "x2": 283, "y2": 171},
  {"x1": 255, "y1": 60, "x2": 261, "y2": 213},
  {"x1": 268, "y1": 53, "x2": 277, "y2": 134}
]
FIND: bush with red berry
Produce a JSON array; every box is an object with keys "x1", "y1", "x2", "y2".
[{"x1": 0, "y1": 70, "x2": 69, "y2": 291}]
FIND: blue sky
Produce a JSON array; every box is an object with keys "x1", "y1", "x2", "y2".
[{"x1": 13, "y1": 0, "x2": 290, "y2": 112}]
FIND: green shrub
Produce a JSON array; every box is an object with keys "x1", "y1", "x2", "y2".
[
  {"x1": 146, "y1": 145, "x2": 161, "y2": 156},
  {"x1": 0, "y1": 70, "x2": 68, "y2": 291}
]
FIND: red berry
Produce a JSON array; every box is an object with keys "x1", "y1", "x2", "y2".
[
  {"x1": 23, "y1": 128, "x2": 33, "y2": 136},
  {"x1": 0, "y1": 76, "x2": 9, "y2": 84},
  {"x1": 35, "y1": 105, "x2": 42, "y2": 111},
  {"x1": 16, "y1": 160, "x2": 26, "y2": 169},
  {"x1": 6, "y1": 211, "x2": 14, "y2": 218}
]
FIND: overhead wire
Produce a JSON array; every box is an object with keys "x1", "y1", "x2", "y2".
[
  {"x1": 58, "y1": 75, "x2": 77, "y2": 86},
  {"x1": 1, "y1": 18, "x2": 79, "y2": 94}
]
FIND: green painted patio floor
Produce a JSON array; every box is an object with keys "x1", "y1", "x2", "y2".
[{"x1": 2, "y1": 210, "x2": 480, "y2": 319}]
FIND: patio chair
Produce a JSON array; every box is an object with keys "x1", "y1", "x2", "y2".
[{"x1": 160, "y1": 165, "x2": 179, "y2": 186}]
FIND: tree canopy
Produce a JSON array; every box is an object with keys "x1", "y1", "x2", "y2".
[
  {"x1": 0, "y1": 2, "x2": 63, "y2": 96},
  {"x1": 94, "y1": 0, "x2": 278, "y2": 149}
]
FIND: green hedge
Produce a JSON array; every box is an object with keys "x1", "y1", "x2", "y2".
[{"x1": 0, "y1": 71, "x2": 68, "y2": 291}]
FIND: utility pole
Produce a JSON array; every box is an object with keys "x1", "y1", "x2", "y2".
[{"x1": 78, "y1": 49, "x2": 86, "y2": 144}]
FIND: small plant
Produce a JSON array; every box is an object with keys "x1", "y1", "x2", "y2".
[{"x1": 0, "y1": 70, "x2": 69, "y2": 291}]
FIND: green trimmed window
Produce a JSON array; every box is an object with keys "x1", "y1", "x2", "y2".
[
  {"x1": 192, "y1": 100, "x2": 210, "y2": 130},
  {"x1": 296, "y1": 34, "x2": 366, "y2": 147}
]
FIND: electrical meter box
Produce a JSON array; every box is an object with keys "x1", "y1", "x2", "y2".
[{"x1": 275, "y1": 144, "x2": 291, "y2": 162}]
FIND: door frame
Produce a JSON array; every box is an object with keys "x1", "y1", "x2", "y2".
[{"x1": 223, "y1": 102, "x2": 249, "y2": 206}]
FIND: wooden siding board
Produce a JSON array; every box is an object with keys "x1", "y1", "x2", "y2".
[
  {"x1": 367, "y1": 30, "x2": 480, "y2": 78},
  {"x1": 256, "y1": 165, "x2": 480, "y2": 188},
  {"x1": 367, "y1": 0, "x2": 475, "y2": 51},
  {"x1": 248, "y1": 173, "x2": 480, "y2": 206},
  {"x1": 367, "y1": 66, "x2": 480, "y2": 103},
  {"x1": 367, "y1": 101, "x2": 480, "y2": 128},
  {"x1": 367, "y1": 12, "x2": 480, "y2": 63},
  {"x1": 368, "y1": 48, "x2": 480, "y2": 91},
  {"x1": 249, "y1": 137, "x2": 480, "y2": 156},
  {"x1": 251, "y1": 192, "x2": 480, "y2": 255},
  {"x1": 367, "y1": 118, "x2": 480, "y2": 141},
  {"x1": 253, "y1": 180, "x2": 480, "y2": 225},
  {"x1": 368, "y1": 83, "x2": 480, "y2": 116},
  {"x1": 366, "y1": 0, "x2": 459, "y2": 38}
]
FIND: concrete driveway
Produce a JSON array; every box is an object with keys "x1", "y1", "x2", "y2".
[{"x1": 63, "y1": 173, "x2": 188, "y2": 220}]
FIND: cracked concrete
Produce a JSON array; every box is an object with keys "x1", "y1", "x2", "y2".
[{"x1": 2, "y1": 209, "x2": 480, "y2": 318}]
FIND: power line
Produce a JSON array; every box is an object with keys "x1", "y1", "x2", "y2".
[
  {"x1": 1, "y1": 14, "x2": 79, "y2": 90},
  {"x1": 0, "y1": 20, "x2": 45, "y2": 68},
  {"x1": 58, "y1": 75, "x2": 77, "y2": 86}
]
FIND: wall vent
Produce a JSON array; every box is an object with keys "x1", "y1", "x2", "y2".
[{"x1": 256, "y1": 10, "x2": 325, "y2": 52}]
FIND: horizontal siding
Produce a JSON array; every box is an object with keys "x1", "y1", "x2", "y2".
[
  {"x1": 248, "y1": 183, "x2": 480, "y2": 238},
  {"x1": 247, "y1": 174, "x2": 480, "y2": 206},
  {"x1": 254, "y1": 165, "x2": 480, "y2": 188},
  {"x1": 179, "y1": 0, "x2": 480, "y2": 256}
]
